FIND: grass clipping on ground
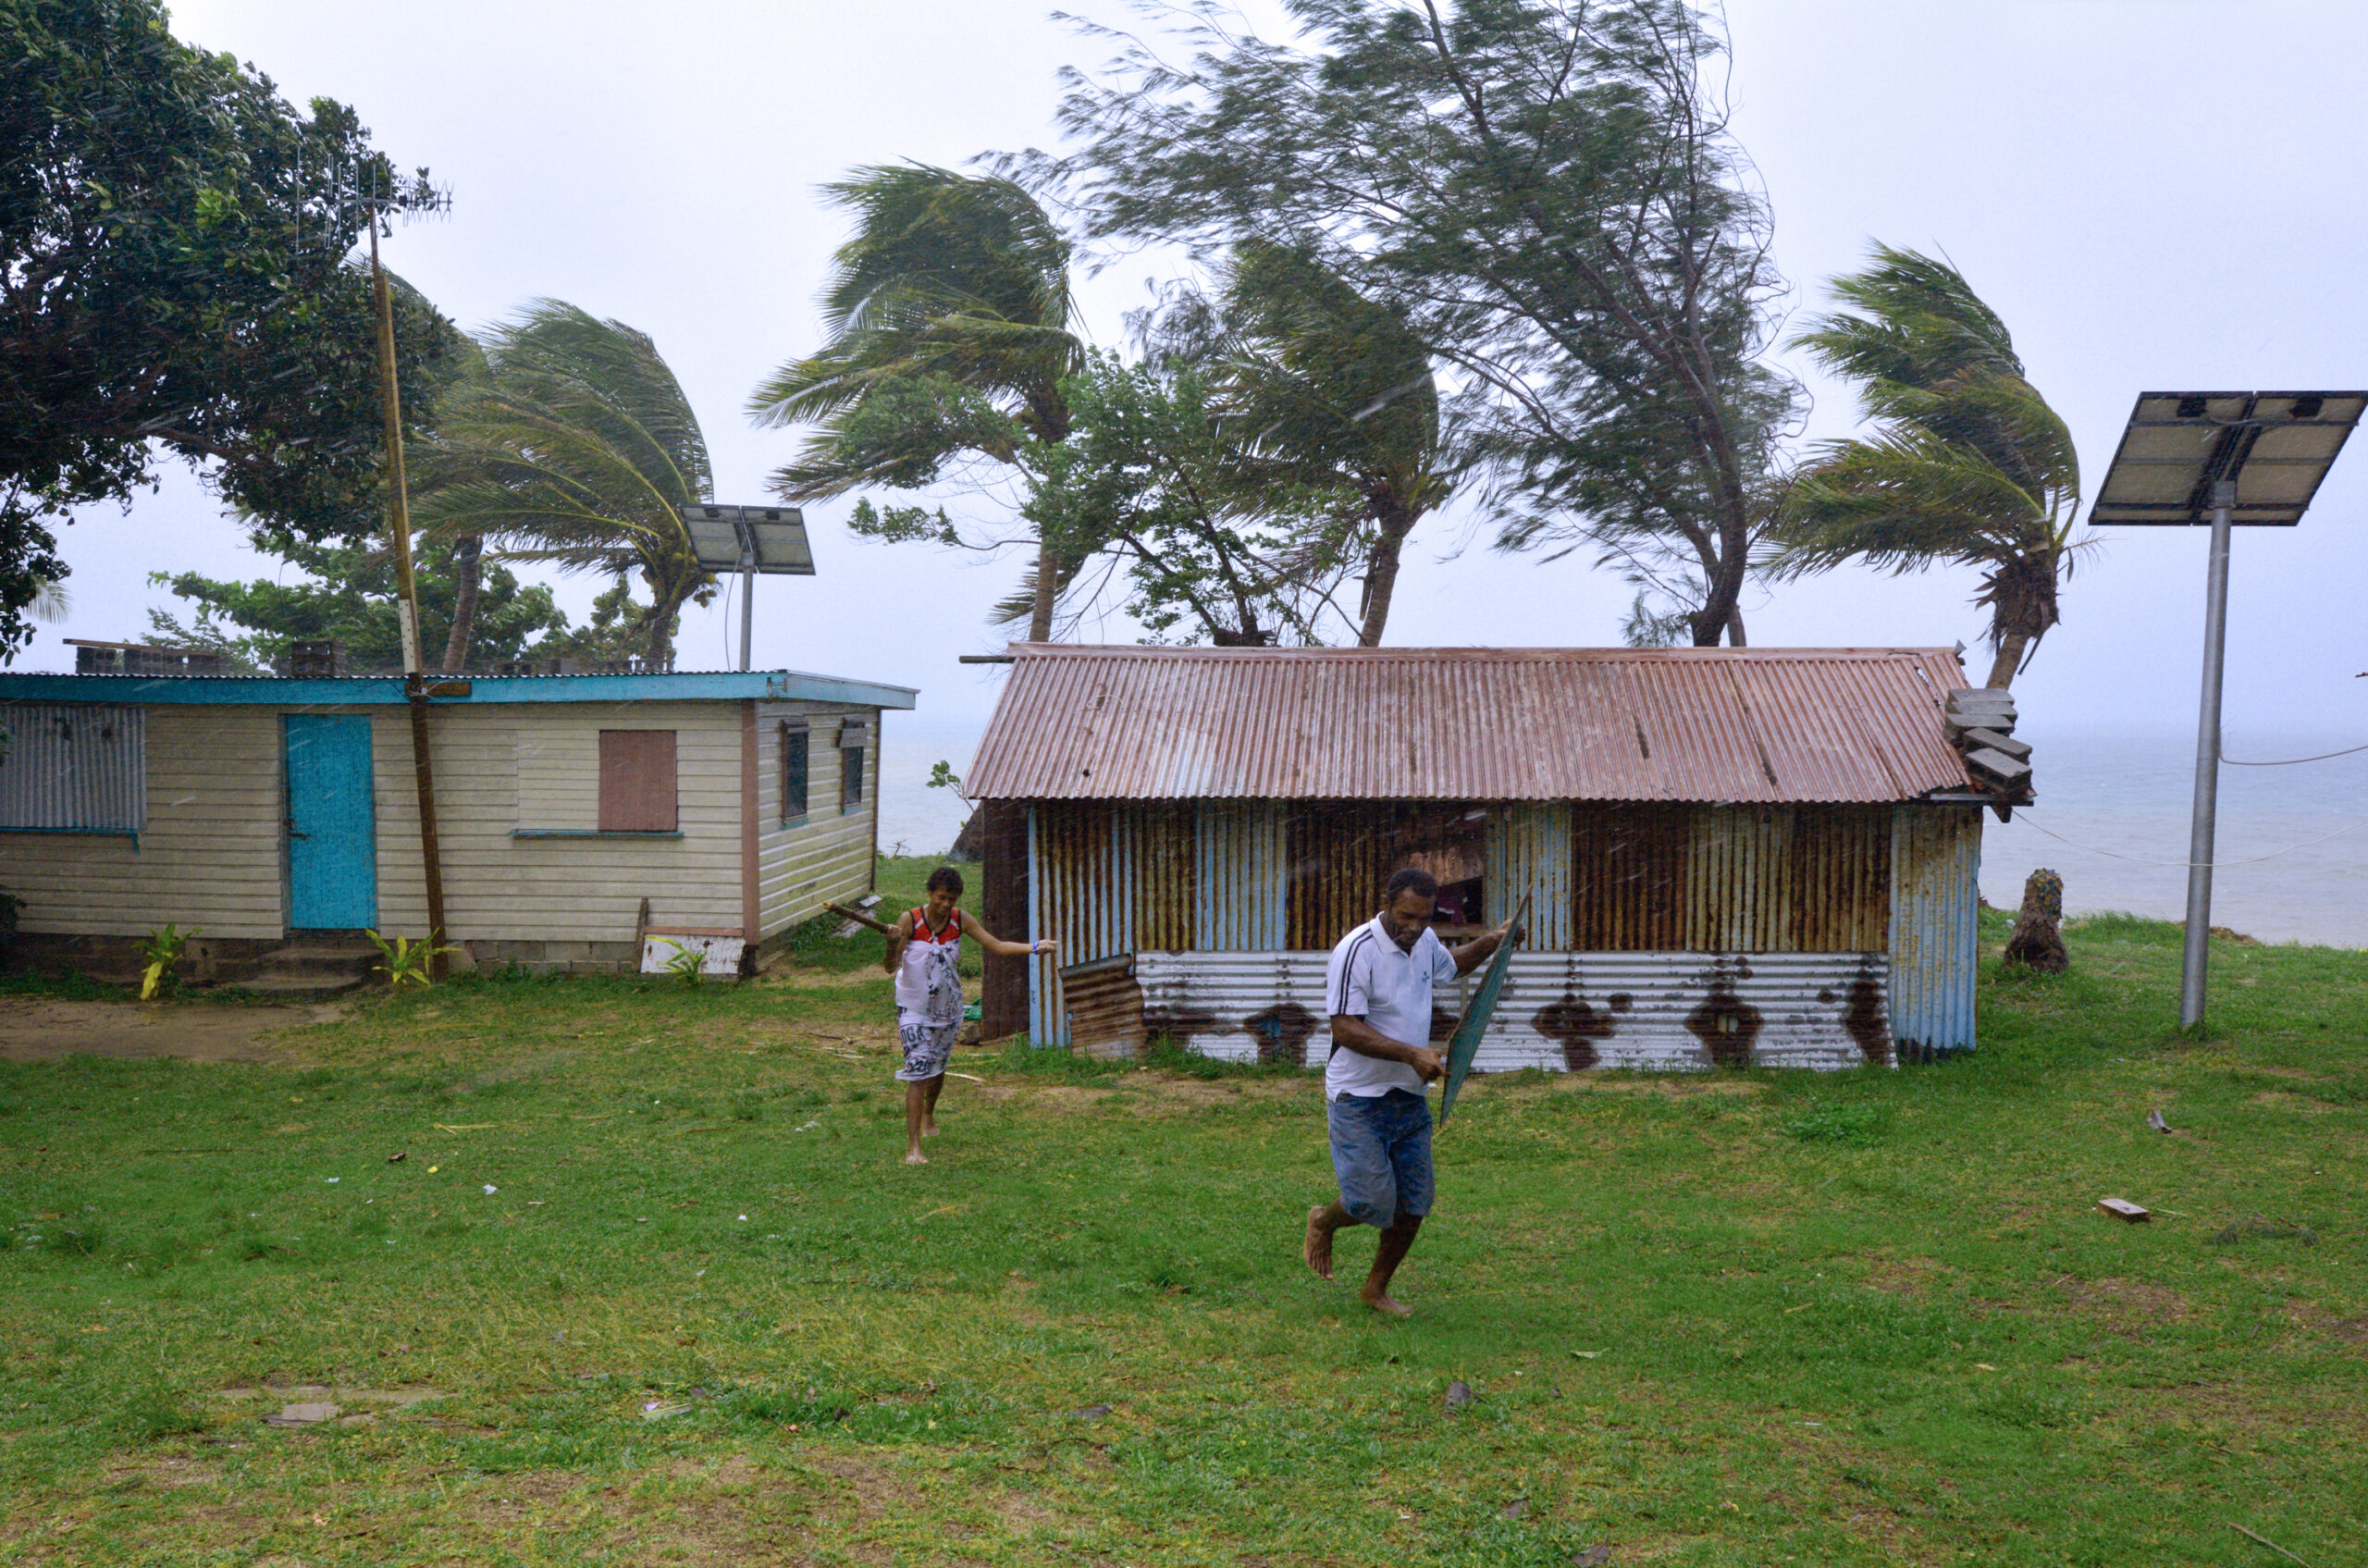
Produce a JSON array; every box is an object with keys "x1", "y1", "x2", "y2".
[{"x1": 0, "y1": 898, "x2": 2362, "y2": 1566}]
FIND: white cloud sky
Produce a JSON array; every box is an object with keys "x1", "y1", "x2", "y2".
[{"x1": 32, "y1": 0, "x2": 2368, "y2": 745}]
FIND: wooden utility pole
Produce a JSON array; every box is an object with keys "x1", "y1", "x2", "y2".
[{"x1": 366, "y1": 218, "x2": 450, "y2": 980}]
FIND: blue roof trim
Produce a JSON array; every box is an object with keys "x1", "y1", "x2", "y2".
[{"x1": 0, "y1": 670, "x2": 919, "y2": 710}]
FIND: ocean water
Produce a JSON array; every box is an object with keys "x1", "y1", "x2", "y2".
[
  {"x1": 1984, "y1": 727, "x2": 2368, "y2": 949},
  {"x1": 879, "y1": 721, "x2": 2368, "y2": 950}
]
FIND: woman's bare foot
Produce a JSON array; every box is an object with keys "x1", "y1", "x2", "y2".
[
  {"x1": 1360, "y1": 1286, "x2": 1412, "y2": 1316},
  {"x1": 904, "y1": 1148, "x2": 929, "y2": 1165},
  {"x1": 1304, "y1": 1206, "x2": 1334, "y2": 1279}
]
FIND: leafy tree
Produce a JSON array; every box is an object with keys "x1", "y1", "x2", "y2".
[
  {"x1": 0, "y1": 0, "x2": 452, "y2": 653},
  {"x1": 1139, "y1": 241, "x2": 1449, "y2": 646},
  {"x1": 146, "y1": 536, "x2": 567, "y2": 673},
  {"x1": 414, "y1": 302, "x2": 714, "y2": 666},
  {"x1": 1047, "y1": 0, "x2": 1799, "y2": 645},
  {"x1": 1024, "y1": 354, "x2": 1358, "y2": 645},
  {"x1": 1767, "y1": 246, "x2": 2083, "y2": 689},
  {"x1": 748, "y1": 164, "x2": 1087, "y2": 640}
]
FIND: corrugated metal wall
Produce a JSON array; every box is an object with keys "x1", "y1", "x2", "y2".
[
  {"x1": 1026, "y1": 796, "x2": 1918, "y2": 1047},
  {"x1": 1286, "y1": 803, "x2": 1395, "y2": 950},
  {"x1": 1195, "y1": 801, "x2": 1285, "y2": 949},
  {"x1": 1889, "y1": 805, "x2": 1982, "y2": 1058},
  {"x1": 1135, "y1": 950, "x2": 1893, "y2": 1071},
  {"x1": 1486, "y1": 803, "x2": 1572, "y2": 949},
  {"x1": 0, "y1": 704, "x2": 145, "y2": 833},
  {"x1": 1572, "y1": 803, "x2": 1888, "y2": 953}
]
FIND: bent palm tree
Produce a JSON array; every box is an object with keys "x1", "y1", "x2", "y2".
[
  {"x1": 748, "y1": 164, "x2": 1085, "y2": 640},
  {"x1": 416, "y1": 302, "x2": 712, "y2": 666},
  {"x1": 1768, "y1": 246, "x2": 2081, "y2": 689}
]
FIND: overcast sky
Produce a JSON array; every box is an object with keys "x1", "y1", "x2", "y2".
[{"x1": 33, "y1": 0, "x2": 2368, "y2": 743}]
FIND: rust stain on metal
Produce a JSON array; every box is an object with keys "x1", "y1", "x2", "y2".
[
  {"x1": 968, "y1": 645, "x2": 1975, "y2": 806},
  {"x1": 1684, "y1": 960, "x2": 1764, "y2": 1067},
  {"x1": 1242, "y1": 1002, "x2": 1318, "y2": 1064},
  {"x1": 1844, "y1": 958, "x2": 1892, "y2": 1066},
  {"x1": 1532, "y1": 994, "x2": 1620, "y2": 1070}
]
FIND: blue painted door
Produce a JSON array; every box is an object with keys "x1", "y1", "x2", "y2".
[{"x1": 285, "y1": 714, "x2": 377, "y2": 929}]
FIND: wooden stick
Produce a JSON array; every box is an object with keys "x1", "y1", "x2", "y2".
[
  {"x1": 2228, "y1": 1522, "x2": 2312, "y2": 1566},
  {"x1": 825, "y1": 901, "x2": 895, "y2": 937}
]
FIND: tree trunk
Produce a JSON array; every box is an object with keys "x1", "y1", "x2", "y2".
[
  {"x1": 439, "y1": 535, "x2": 482, "y2": 673},
  {"x1": 1027, "y1": 536, "x2": 1057, "y2": 643},
  {"x1": 1356, "y1": 499, "x2": 1419, "y2": 648},
  {"x1": 1985, "y1": 633, "x2": 2028, "y2": 689},
  {"x1": 1725, "y1": 602, "x2": 1747, "y2": 647}
]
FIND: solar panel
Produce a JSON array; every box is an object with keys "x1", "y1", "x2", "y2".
[
  {"x1": 2090, "y1": 391, "x2": 2368, "y2": 525},
  {"x1": 678, "y1": 505, "x2": 817, "y2": 574}
]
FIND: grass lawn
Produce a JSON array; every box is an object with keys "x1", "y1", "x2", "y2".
[{"x1": 2, "y1": 859, "x2": 2363, "y2": 1566}]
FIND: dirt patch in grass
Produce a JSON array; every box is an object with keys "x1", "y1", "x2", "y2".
[
  {"x1": 812, "y1": 1452, "x2": 922, "y2": 1520},
  {"x1": 1572, "y1": 1073, "x2": 1765, "y2": 1099},
  {"x1": 0, "y1": 997, "x2": 342, "y2": 1063},
  {"x1": 2061, "y1": 1276, "x2": 2193, "y2": 1324},
  {"x1": 475, "y1": 1469, "x2": 586, "y2": 1525},
  {"x1": 1860, "y1": 1254, "x2": 1951, "y2": 1296},
  {"x1": 2248, "y1": 1091, "x2": 2337, "y2": 1116},
  {"x1": 103, "y1": 1455, "x2": 220, "y2": 1490}
]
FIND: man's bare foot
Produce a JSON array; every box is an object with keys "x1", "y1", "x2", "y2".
[
  {"x1": 1360, "y1": 1286, "x2": 1412, "y2": 1316},
  {"x1": 1304, "y1": 1206, "x2": 1334, "y2": 1279},
  {"x1": 904, "y1": 1148, "x2": 928, "y2": 1165},
  {"x1": 921, "y1": 1121, "x2": 940, "y2": 1139}
]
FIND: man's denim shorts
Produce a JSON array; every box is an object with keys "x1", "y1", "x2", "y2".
[{"x1": 1326, "y1": 1087, "x2": 1435, "y2": 1228}]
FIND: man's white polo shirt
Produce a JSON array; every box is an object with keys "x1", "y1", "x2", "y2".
[{"x1": 1323, "y1": 912, "x2": 1459, "y2": 1100}]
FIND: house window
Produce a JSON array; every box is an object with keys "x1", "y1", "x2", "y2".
[
  {"x1": 0, "y1": 704, "x2": 145, "y2": 833},
  {"x1": 838, "y1": 718, "x2": 866, "y2": 813},
  {"x1": 598, "y1": 730, "x2": 677, "y2": 833},
  {"x1": 780, "y1": 720, "x2": 808, "y2": 823}
]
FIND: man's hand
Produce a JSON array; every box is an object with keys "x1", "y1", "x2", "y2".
[{"x1": 1409, "y1": 1046, "x2": 1447, "y2": 1083}]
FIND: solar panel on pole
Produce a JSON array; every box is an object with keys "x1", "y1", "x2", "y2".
[
  {"x1": 2089, "y1": 391, "x2": 2364, "y2": 1028},
  {"x1": 679, "y1": 505, "x2": 817, "y2": 671}
]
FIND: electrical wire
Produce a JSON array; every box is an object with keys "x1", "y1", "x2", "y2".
[
  {"x1": 2016, "y1": 813, "x2": 2368, "y2": 869},
  {"x1": 2222, "y1": 739, "x2": 2368, "y2": 766}
]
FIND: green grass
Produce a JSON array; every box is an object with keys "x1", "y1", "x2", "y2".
[{"x1": 1, "y1": 895, "x2": 2362, "y2": 1565}]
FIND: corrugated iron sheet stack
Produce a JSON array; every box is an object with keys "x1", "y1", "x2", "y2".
[{"x1": 1942, "y1": 688, "x2": 2033, "y2": 809}]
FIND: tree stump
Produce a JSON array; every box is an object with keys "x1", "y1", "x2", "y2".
[{"x1": 2003, "y1": 867, "x2": 2068, "y2": 973}]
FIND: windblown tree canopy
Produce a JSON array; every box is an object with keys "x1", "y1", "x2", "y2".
[
  {"x1": 1022, "y1": 352, "x2": 1360, "y2": 647},
  {"x1": 0, "y1": 0, "x2": 453, "y2": 653},
  {"x1": 748, "y1": 164, "x2": 1088, "y2": 641},
  {"x1": 1140, "y1": 241, "x2": 1449, "y2": 647},
  {"x1": 1767, "y1": 245, "x2": 2083, "y2": 690},
  {"x1": 1048, "y1": 0, "x2": 1799, "y2": 646},
  {"x1": 146, "y1": 536, "x2": 567, "y2": 675},
  {"x1": 413, "y1": 302, "x2": 715, "y2": 667}
]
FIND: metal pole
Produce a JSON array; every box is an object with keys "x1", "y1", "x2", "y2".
[
  {"x1": 368, "y1": 220, "x2": 450, "y2": 979},
  {"x1": 2178, "y1": 478, "x2": 2236, "y2": 1028},
  {"x1": 738, "y1": 546, "x2": 755, "y2": 673}
]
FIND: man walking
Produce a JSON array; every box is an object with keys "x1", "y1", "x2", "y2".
[{"x1": 1304, "y1": 867, "x2": 1511, "y2": 1315}]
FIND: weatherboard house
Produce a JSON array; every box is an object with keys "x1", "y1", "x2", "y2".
[
  {"x1": 963, "y1": 645, "x2": 2025, "y2": 1070},
  {"x1": 0, "y1": 666, "x2": 916, "y2": 982}
]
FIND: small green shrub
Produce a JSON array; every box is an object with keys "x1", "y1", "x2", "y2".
[
  {"x1": 1782, "y1": 1098, "x2": 1890, "y2": 1148},
  {"x1": 138, "y1": 923, "x2": 201, "y2": 1001}
]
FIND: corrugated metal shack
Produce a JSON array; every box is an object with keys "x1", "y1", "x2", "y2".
[{"x1": 965, "y1": 646, "x2": 2025, "y2": 1070}]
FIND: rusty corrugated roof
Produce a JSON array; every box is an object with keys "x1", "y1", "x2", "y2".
[{"x1": 965, "y1": 645, "x2": 1979, "y2": 804}]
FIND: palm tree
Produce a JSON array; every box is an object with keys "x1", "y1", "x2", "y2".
[
  {"x1": 415, "y1": 301, "x2": 713, "y2": 667},
  {"x1": 748, "y1": 164, "x2": 1086, "y2": 641},
  {"x1": 1159, "y1": 242, "x2": 1449, "y2": 648},
  {"x1": 1767, "y1": 246, "x2": 2081, "y2": 689}
]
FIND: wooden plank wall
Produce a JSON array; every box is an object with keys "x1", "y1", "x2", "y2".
[
  {"x1": 752, "y1": 702, "x2": 878, "y2": 939},
  {"x1": 375, "y1": 701, "x2": 745, "y2": 943},
  {"x1": 0, "y1": 704, "x2": 284, "y2": 938}
]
